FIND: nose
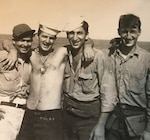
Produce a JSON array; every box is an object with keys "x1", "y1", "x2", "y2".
[
  {"x1": 23, "y1": 41, "x2": 28, "y2": 46},
  {"x1": 73, "y1": 33, "x2": 78, "y2": 40},
  {"x1": 126, "y1": 31, "x2": 132, "y2": 39},
  {"x1": 46, "y1": 37, "x2": 50, "y2": 43}
]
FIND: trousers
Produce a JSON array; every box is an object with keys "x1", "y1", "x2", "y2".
[
  {"x1": 0, "y1": 105, "x2": 25, "y2": 140},
  {"x1": 0, "y1": 96, "x2": 25, "y2": 140},
  {"x1": 63, "y1": 96, "x2": 100, "y2": 140},
  {"x1": 17, "y1": 108, "x2": 63, "y2": 140}
]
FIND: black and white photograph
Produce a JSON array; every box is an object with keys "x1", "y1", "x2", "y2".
[{"x1": 0, "y1": 0, "x2": 150, "y2": 140}]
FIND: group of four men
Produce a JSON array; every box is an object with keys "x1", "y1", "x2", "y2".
[{"x1": 0, "y1": 13, "x2": 150, "y2": 140}]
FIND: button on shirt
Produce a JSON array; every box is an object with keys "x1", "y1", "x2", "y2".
[
  {"x1": 63, "y1": 46, "x2": 117, "y2": 112},
  {"x1": 109, "y1": 45, "x2": 150, "y2": 131},
  {"x1": 0, "y1": 50, "x2": 31, "y2": 98}
]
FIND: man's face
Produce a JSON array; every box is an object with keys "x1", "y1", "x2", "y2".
[
  {"x1": 38, "y1": 32, "x2": 56, "y2": 52},
  {"x1": 118, "y1": 27, "x2": 141, "y2": 47},
  {"x1": 13, "y1": 37, "x2": 33, "y2": 54},
  {"x1": 67, "y1": 26, "x2": 88, "y2": 49}
]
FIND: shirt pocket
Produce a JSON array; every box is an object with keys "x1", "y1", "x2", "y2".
[
  {"x1": 129, "y1": 63, "x2": 146, "y2": 80},
  {"x1": 78, "y1": 73, "x2": 93, "y2": 93},
  {"x1": 3, "y1": 70, "x2": 18, "y2": 81},
  {"x1": 0, "y1": 71, "x2": 18, "y2": 92},
  {"x1": 128, "y1": 65, "x2": 147, "y2": 93}
]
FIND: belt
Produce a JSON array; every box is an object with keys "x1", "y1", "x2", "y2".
[
  {"x1": 116, "y1": 103, "x2": 145, "y2": 117},
  {"x1": 117, "y1": 103, "x2": 145, "y2": 111},
  {"x1": 0, "y1": 101, "x2": 25, "y2": 109}
]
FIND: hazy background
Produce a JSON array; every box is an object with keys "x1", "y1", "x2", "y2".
[{"x1": 0, "y1": 0, "x2": 150, "y2": 41}]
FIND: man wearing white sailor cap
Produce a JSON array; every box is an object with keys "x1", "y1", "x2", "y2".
[
  {"x1": 16, "y1": 23, "x2": 65, "y2": 140},
  {"x1": 62, "y1": 16, "x2": 117, "y2": 140}
]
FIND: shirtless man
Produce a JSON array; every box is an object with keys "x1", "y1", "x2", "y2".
[{"x1": 14, "y1": 24, "x2": 65, "y2": 140}]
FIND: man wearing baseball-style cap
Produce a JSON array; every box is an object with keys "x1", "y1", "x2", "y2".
[
  {"x1": 0, "y1": 23, "x2": 35, "y2": 140},
  {"x1": 13, "y1": 24, "x2": 35, "y2": 40}
]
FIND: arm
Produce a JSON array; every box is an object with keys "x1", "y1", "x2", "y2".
[
  {"x1": 90, "y1": 51, "x2": 117, "y2": 140},
  {"x1": 110, "y1": 37, "x2": 121, "y2": 47},
  {"x1": 1, "y1": 39, "x2": 17, "y2": 70},
  {"x1": 52, "y1": 46, "x2": 68, "y2": 68},
  {"x1": 83, "y1": 38, "x2": 94, "y2": 61},
  {"x1": 142, "y1": 56, "x2": 150, "y2": 140},
  {"x1": 89, "y1": 112, "x2": 109, "y2": 140}
]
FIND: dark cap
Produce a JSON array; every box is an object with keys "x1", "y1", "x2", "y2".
[{"x1": 13, "y1": 24, "x2": 35, "y2": 40}]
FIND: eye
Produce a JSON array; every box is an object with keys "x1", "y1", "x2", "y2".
[
  {"x1": 68, "y1": 31, "x2": 74, "y2": 35},
  {"x1": 50, "y1": 37, "x2": 56, "y2": 40},
  {"x1": 121, "y1": 30, "x2": 127, "y2": 34},
  {"x1": 130, "y1": 30, "x2": 137, "y2": 34},
  {"x1": 77, "y1": 31, "x2": 83, "y2": 35}
]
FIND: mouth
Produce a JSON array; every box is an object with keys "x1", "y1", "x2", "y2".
[
  {"x1": 124, "y1": 38, "x2": 134, "y2": 43},
  {"x1": 72, "y1": 41, "x2": 80, "y2": 46},
  {"x1": 123, "y1": 38, "x2": 135, "y2": 47},
  {"x1": 41, "y1": 43, "x2": 52, "y2": 51},
  {"x1": 21, "y1": 47, "x2": 30, "y2": 51}
]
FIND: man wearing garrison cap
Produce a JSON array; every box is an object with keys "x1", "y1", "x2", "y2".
[{"x1": 0, "y1": 23, "x2": 35, "y2": 140}]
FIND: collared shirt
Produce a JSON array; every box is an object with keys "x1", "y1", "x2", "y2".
[
  {"x1": 109, "y1": 45, "x2": 150, "y2": 131},
  {"x1": 63, "y1": 46, "x2": 117, "y2": 112},
  {"x1": 0, "y1": 50, "x2": 31, "y2": 98}
]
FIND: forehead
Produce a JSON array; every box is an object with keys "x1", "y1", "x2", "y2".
[
  {"x1": 69, "y1": 26, "x2": 85, "y2": 33},
  {"x1": 119, "y1": 26, "x2": 139, "y2": 31},
  {"x1": 40, "y1": 31, "x2": 56, "y2": 37}
]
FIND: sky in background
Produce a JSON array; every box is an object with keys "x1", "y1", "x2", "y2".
[{"x1": 0, "y1": 0, "x2": 150, "y2": 41}]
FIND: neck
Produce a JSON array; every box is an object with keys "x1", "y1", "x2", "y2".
[
  {"x1": 71, "y1": 46, "x2": 83, "y2": 58},
  {"x1": 119, "y1": 43, "x2": 136, "y2": 55},
  {"x1": 39, "y1": 47, "x2": 54, "y2": 56},
  {"x1": 18, "y1": 52, "x2": 31, "y2": 62}
]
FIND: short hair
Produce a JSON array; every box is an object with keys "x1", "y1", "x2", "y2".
[{"x1": 118, "y1": 14, "x2": 141, "y2": 31}]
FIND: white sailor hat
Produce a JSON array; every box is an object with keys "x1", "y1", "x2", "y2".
[
  {"x1": 38, "y1": 24, "x2": 61, "y2": 36},
  {"x1": 63, "y1": 16, "x2": 87, "y2": 32}
]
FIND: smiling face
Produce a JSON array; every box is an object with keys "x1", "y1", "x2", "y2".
[
  {"x1": 67, "y1": 26, "x2": 88, "y2": 49},
  {"x1": 13, "y1": 37, "x2": 33, "y2": 54},
  {"x1": 118, "y1": 27, "x2": 141, "y2": 47},
  {"x1": 38, "y1": 31, "x2": 56, "y2": 52},
  {"x1": 118, "y1": 14, "x2": 141, "y2": 48}
]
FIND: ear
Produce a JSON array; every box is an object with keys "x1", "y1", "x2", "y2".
[
  {"x1": 138, "y1": 29, "x2": 141, "y2": 36},
  {"x1": 85, "y1": 32, "x2": 89, "y2": 41},
  {"x1": 118, "y1": 28, "x2": 121, "y2": 36},
  {"x1": 12, "y1": 40, "x2": 16, "y2": 45}
]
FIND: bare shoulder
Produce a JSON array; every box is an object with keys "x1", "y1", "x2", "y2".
[
  {"x1": 55, "y1": 46, "x2": 68, "y2": 56},
  {"x1": 50, "y1": 47, "x2": 68, "y2": 68}
]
